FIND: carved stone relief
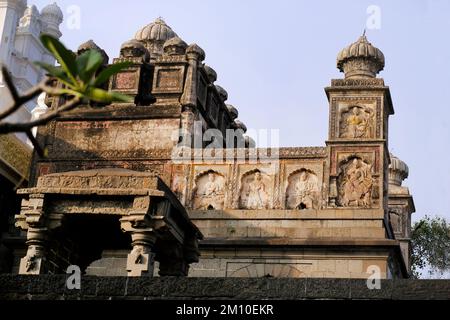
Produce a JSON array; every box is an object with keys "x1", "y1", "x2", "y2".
[
  {"x1": 239, "y1": 170, "x2": 270, "y2": 210},
  {"x1": 286, "y1": 169, "x2": 320, "y2": 209},
  {"x1": 337, "y1": 157, "x2": 373, "y2": 207},
  {"x1": 193, "y1": 170, "x2": 225, "y2": 210},
  {"x1": 339, "y1": 105, "x2": 375, "y2": 138}
]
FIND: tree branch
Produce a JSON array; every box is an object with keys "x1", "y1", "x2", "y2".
[{"x1": 0, "y1": 66, "x2": 46, "y2": 121}]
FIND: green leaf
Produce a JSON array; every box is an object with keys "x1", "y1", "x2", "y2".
[
  {"x1": 34, "y1": 61, "x2": 73, "y2": 86},
  {"x1": 40, "y1": 34, "x2": 78, "y2": 84},
  {"x1": 86, "y1": 88, "x2": 132, "y2": 103},
  {"x1": 76, "y1": 50, "x2": 103, "y2": 83},
  {"x1": 93, "y1": 62, "x2": 133, "y2": 86}
]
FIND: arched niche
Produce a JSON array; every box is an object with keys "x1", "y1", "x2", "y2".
[
  {"x1": 285, "y1": 169, "x2": 320, "y2": 210},
  {"x1": 192, "y1": 170, "x2": 225, "y2": 210},
  {"x1": 238, "y1": 169, "x2": 271, "y2": 210}
]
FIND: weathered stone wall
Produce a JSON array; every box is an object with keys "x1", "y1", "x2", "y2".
[{"x1": 0, "y1": 275, "x2": 449, "y2": 300}]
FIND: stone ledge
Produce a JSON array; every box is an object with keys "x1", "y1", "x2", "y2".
[
  {"x1": 0, "y1": 275, "x2": 449, "y2": 300},
  {"x1": 189, "y1": 209, "x2": 384, "y2": 220}
]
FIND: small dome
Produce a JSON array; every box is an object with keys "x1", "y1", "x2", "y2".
[
  {"x1": 120, "y1": 39, "x2": 150, "y2": 62},
  {"x1": 389, "y1": 154, "x2": 409, "y2": 186},
  {"x1": 77, "y1": 40, "x2": 109, "y2": 65},
  {"x1": 234, "y1": 119, "x2": 247, "y2": 133},
  {"x1": 134, "y1": 18, "x2": 178, "y2": 57},
  {"x1": 215, "y1": 85, "x2": 228, "y2": 102},
  {"x1": 163, "y1": 37, "x2": 187, "y2": 55},
  {"x1": 204, "y1": 65, "x2": 217, "y2": 83},
  {"x1": 135, "y1": 17, "x2": 177, "y2": 42},
  {"x1": 226, "y1": 104, "x2": 238, "y2": 120},
  {"x1": 337, "y1": 35, "x2": 385, "y2": 79},
  {"x1": 41, "y1": 2, "x2": 63, "y2": 21},
  {"x1": 186, "y1": 43, "x2": 205, "y2": 61}
]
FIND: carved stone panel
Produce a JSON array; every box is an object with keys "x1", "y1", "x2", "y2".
[
  {"x1": 339, "y1": 104, "x2": 375, "y2": 139},
  {"x1": 192, "y1": 170, "x2": 225, "y2": 210},
  {"x1": 330, "y1": 97, "x2": 381, "y2": 140},
  {"x1": 337, "y1": 157, "x2": 374, "y2": 207},
  {"x1": 152, "y1": 66, "x2": 185, "y2": 94},
  {"x1": 49, "y1": 119, "x2": 179, "y2": 159},
  {"x1": 285, "y1": 169, "x2": 320, "y2": 209},
  {"x1": 239, "y1": 169, "x2": 272, "y2": 210}
]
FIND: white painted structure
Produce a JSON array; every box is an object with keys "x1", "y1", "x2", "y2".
[{"x1": 0, "y1": 0, "x2": 63, "y2": 123}]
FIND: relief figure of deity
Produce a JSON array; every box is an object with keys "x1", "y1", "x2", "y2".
[
  {"x1": 341, "y1": 106, "x2": 374, "y2": 139},
  {"x1": 286, "y1": 170, "x2": 319, "y2": 209},
  {"x1": 193, "y1": 172, "x2": 225, "y2": 210},
  {"x1": 244, "y1": 171, "x2": 268, "y2": 209},
  {"x1": 339, "y1": 158, "x2": 373, "y2": 207}
]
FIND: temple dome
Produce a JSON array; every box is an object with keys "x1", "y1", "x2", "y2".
[
  {"x1": 389, "y1": 154, "x2": 409, "y2": 186},
  {"x1": 134, "y1": 18, "x2": 177, "y2": 57},
  {"x1": 337, "y1": 34, "x2": 385, "y2": 79},
  {"x1": 40, "y1": 2, "x2": 63, "y2": 38},
  {"x1": 41, "y1": 2, "x2": 63, "y2": 21}
]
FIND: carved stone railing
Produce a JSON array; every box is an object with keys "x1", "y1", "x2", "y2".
[{"x1": 15, "y1": 168, "x2": 203, "y2": 277}]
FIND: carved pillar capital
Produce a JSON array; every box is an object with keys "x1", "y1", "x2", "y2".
[
  {"x1": 18, "y1": 227, "x2": 49, "y2": 275},
  {"x1": 126, "y1": 231, "x2": 158, "y2": 277}
]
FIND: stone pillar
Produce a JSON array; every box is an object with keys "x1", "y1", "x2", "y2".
[
  {"x1": 179, "y1": 43, "x2": 205, "y2": 148},
  {"x1": 126, "y1": 231, "x2": 157, "y2": 277},
  {"x1": 18, "y1": 227, "x2": 48, "y2": 275}
]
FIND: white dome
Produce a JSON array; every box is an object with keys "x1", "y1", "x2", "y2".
[{"x1": 41, "y1": 2, "x2": 63, "y2": 22}]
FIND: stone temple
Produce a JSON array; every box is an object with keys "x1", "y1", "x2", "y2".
[{"x1": 2, "y1": 18, "x2": 415, "y2": 278}]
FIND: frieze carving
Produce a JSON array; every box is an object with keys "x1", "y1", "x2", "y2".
[
  {"x1": 192, "y1": 170, "x2": 225, "y2": 210},
  {"x1": 37, "y1": 169, "x2": 158, "y2": 190},
  {"x1": 337, "y1": 157, "x2": 373, "y2": 207},
  {"x1": 286, "y1": 169, "x2": 320, "y2": 209},
  {"x1": 339, "y1": 105, "x2": 375, "y2": 138},
  {"x1": 331, "y1": 78, "x2": 385, "y2": 87}
]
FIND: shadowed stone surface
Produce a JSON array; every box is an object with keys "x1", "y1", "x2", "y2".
[{"x1": 0, "y1": 275, "x2": 449, "y2": 300}]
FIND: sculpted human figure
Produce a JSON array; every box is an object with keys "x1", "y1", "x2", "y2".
[
  {"x1": 195, "y1": 172, "x2": 224, "y2": 210},
  {"x1": 340, "y1": 158, "x2": 373, "y2": 207},
  {"x1": 290, "y1": 171, "x2": 318, "y2": 209},
  {"x1": 246, "y1": 172, "x2": 268, "y2": 209},
  {"x1": 343, "y1": 106, "x2": 373, "y2": 138}
]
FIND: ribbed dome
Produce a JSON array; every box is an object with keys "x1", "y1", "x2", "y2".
[
  {"x1": 41, "y1": 2, "x2": 63, "y2": 21},
  {"x1": 134, "y1": 18, "x2": 177, "y2": 58},
  {"x1": 337, "y1": 35, "x2": 385, "y2": 79},
  {"x1": 135, "y1": 17, "x2": 177, "y2": 43},
  {"x1": 389, "y1": 154, "x2": 409, "y2": 186}
]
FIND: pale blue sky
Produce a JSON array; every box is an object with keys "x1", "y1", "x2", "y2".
[{"x1": 32, "y1": 0, "x2": 450, "y2": 222}]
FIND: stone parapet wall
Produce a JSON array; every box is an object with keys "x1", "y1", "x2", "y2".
[{"x1": 0, "y1": 275, "x2": 449, "y2": 300}]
